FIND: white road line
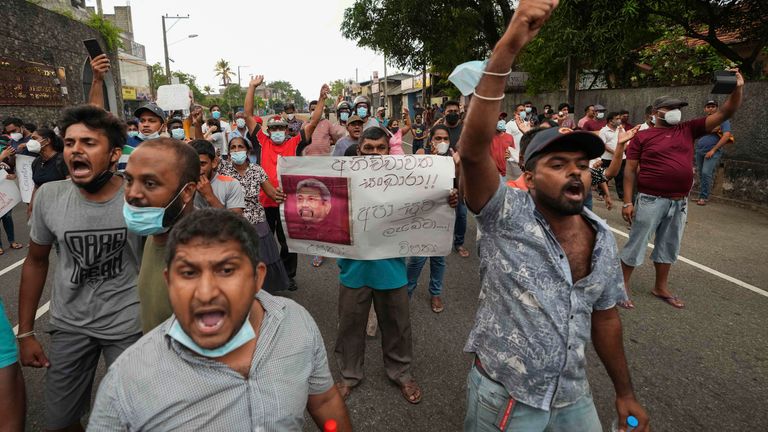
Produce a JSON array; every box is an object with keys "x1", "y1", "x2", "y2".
[
  {"x1": 0, "y1": 258, "x2": 25, "y2": 277},
  {"x1": 609, "y1": 227, "x2": 768, "y2": 298},
  {"x1": 12, "y1": 301, "x2": 50, "y2": 335}
]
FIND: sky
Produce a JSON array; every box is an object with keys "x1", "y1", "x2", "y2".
[{"x1": 86, "y1": 0, "x2": 404, "y2": 99}]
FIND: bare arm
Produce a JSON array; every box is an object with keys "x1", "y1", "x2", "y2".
[
  {"x1": 88, "y1": 54, "x2": 110, "y2": 109},
  {"x1": 460, "y1": 0, "x2": 557, "y2": 213},
  {"x1": 592, "y1": 308, "x2": 649, "y2": 431},
  {"x1": 621, "y1": 159, "x2": 639, "y2": 225},
  {"x1": 18, "y1": 241, "x2": 53, "y2": 368},
  {"x1": 244, "y1": 76, "x2": 264, "y2": 133},
  {"x1": 307, "y1": 387, "x2": 352, "y2": 432},
  {"x1": 604, "y1": 126, "x2": 638, "y2": 179},
  {"x1": 190, "y1": 106, "x2": 204, "y2": 140},
  {"x1": 400, "y1": 108, "x2": 412, "y2": 136},
  {"x1": 705, "y1": 70, "x2": 744, "y2": 132},
  {"x1": 261, "y1": 180, "x2": 286, "y2": 204},
  {"x1": 707, "y1": 131, "x2": 732, "y2": 157},
  {"x1": 304, "y1": 85, "x2": 330, "y2": 139}
]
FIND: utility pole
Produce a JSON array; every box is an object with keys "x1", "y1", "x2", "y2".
[
  {"x1": 383, "y1": 54, "x2": 388, "y2": 115},
  {"x1": 566, "y1": 55, "x2": 577, "y2": 111},
  {"x1": 162, "y1": 14, "x2": 189, "y2": 84},
  {"x1": 237, "y1": 65, "x2": 250, "y2": 87}
]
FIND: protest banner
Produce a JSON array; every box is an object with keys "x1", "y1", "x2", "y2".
[
  {"x1": 0, "y1": 169, "x2": 21, "y2": 218},
  {"x1": 15, "y1": 154, "x2": 35, "y2": 203},
  {"x1": 278, "y1": 155, "x2": 456, "y2": 259},
  {"x1": 156, "y1": 84, "x2": 191, "y2": 111}
]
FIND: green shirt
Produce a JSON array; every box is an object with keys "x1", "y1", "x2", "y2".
[
  {"x1": 337, "y1": 258, "x2": 407, "y2": 290},
  {"x1": 138, "y1": 236, "x2": 171, "y2": 333}
]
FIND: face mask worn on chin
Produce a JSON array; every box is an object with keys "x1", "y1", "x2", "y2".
[
  {"x1": 122, "y1": 186, "x2": 189, "y2": 236},
  {"x1": 171, "y1": 129, "x2": 185, "y2": 140},
  {"x1": 138, "y1": 131, "x2": 161, "y2": 141},
  {"x1": 356, "y1": 107, "x2": 368, "y2": 118},
  {"x1": 9, "y1": 132, "x2": 23, "y2": 141},
  {"x1": 25, "y1": 139, "x2": 42, "y2": 153},
  {"x1": 211, "y1": 111, "x2": 221, "y2": 120},
  {"x1": 497, "y1": 120, "x2": 506, "y2": 131},
  {"x1": 596, "y1": 112, "x2": 605, "y2": 120},
  {"x1": 75, "y1": 170, "x2": 114, "y2": 194},
  {"x1": 271, "y1": 131, "x2": 286, "y2": 144},
  {"x1": 230, "y1": 151, "x2": 248, "y2": 165},
  {"x1": 662, "y1": 109, "x2": 682, "y2": 125},
  {"x1": 436, "y1": 142, "x2": 450, "y2": 154},
  {"x1": 339, "y1": 112, "x2": 350, "y2": 122},
  {"x1": 168, "y1": 314, "x2": 255, "y2": 358},
  {"x1": 128, "y1": 131, "x2": 140, "y2": 138},
  {"x1": 235, "y1": 118, "x2": 246, "y2": 129}
]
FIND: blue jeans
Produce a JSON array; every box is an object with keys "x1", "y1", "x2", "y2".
[
  {"x1": 406, "y1": 256, "x2": 446, "y2": 296},
  {"x1": 454, "y1": 199, "x2": 467, "y2": 247},
  {"x1": 620, "y1": 193, "x2": 688, "y2": 267},
  {"x1": 464, "y1": 365, "x2": 602, "y2": 432},
  {"x1": 0, "y1": 213, "x2": 16, "y2": 249},
  {"x1": 695, "y1": 149, "x2": 722, "y2": 200}
]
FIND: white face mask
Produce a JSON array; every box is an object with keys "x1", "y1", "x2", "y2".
[
  {"x1": 235, "y1": 118, "x2": 246, "y2": 129},
  {"x1": 9, "y1": 132, "x2": 23, "y2": 141},
  {"x1": 138, "y1": 131, "x2": 160, "y2": 140},
  {"x1": 596, "y1": 112, "x2": 605, "y2": 119},
  {"x1": 26, "y1": 139, "x2": 43, "y2": 153},
  {"x1": 436, "y1": 142, "x2": 450, "y2": 154},
  {"x1": 661, "y1": 109, "x2": 682, "y2": 125},
  {"x1": 287, "y1": 113, "x2": 295, "y2": 120}
]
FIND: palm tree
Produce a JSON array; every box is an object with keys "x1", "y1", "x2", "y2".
[
  {"x1": 214, "y1": 59, "x2": 234, "y2": 86},
  {"x1": 203, "y1": 85, "x2": 213, "y2": 95}
]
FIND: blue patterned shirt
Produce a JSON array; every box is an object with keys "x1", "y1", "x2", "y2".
[{"x1": 465, "y1": 183, "x2": 626, "y2": 410}]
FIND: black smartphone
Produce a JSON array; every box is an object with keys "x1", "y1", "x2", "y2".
[
  {"x1": 83, "y1": 39, "x2": 104, "y2": 59},
  {"x1": 711, "y1": 71, "x2": 737, "y2": 94}
]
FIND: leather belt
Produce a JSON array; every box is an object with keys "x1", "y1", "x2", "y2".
[{"x1": 474, "y1": 356, "x2": 497, "y2": 382}]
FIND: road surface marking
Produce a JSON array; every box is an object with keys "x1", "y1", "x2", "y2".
[
  {"x1": 610, "y1": 227, "x2": 768, "y2": 298},
  {"x1": 0, "y1": 258, "x2": 25, "y2": 277},
  {"x1": 12, "y1": 301, "x2": 50, "y2": 335}
]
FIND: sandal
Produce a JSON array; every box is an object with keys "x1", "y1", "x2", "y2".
[
  {"x1": 312, "y1": 255, "x2": 324, "y2": 267},
  {"x1": 454, "y1": 245, "x2": 470, "y2": 258},
  {"x1": 652, "y1": 291, "x2": 685, "y2": 309},
  {"x1": 10, "y1": 242, "x2": 22, "y2": 249},
  {"x1": 400, "y1": 380, "x2": 422, "y2": 404},
  {"x1": 335, "y1": 382, "x2": 352, "y2": 401},
  {"x1": 696, "y1": 199, "x2": 707, "y2": 206},
  {"x1": 617, "y1": 299, "x2": 635, "y2": 310},
  {"x1": 0, "y1": 248, "x2": 4, "y2": 256},
  {"x1": 431, "y1": 296, "x2": 444, "y2": 313}
]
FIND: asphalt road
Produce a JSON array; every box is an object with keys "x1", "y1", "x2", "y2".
[{"x1": 1, "y1": 178, "x2": 767, "y2": 431}]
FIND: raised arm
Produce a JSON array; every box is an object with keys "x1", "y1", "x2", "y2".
[
  {"x1": 400, "y1": 107, "x2": 413, "y2": 136},
  {"x1": 459, "y1": 0, "x2": 558, "y2": 213},
  {"x1": 705, "y1": 70, "x2": 744, "y2": 132},
  {"x1": 88, "y1": 54, "x2": 111, "y2": 109},
  {"x1": 245, "y1": 76, "x2": 264, "y2": 133},
  {"x1": 304, "y1": 84, "x2": 330, "y2": 139}
]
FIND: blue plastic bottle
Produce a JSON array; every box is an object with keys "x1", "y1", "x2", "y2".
[{"x1": 611, "y1": 415, "x2": 639, "y2": 431}]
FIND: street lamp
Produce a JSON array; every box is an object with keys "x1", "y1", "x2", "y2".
[
  {"x1": 162, "y1": 14, "x2": 190, "y2": 84},
  {"x1": 168, "y1": 34, "x2": 198, "y2": 46},
  {"x1": 237, "y1": 65, "x2": 250, "y2": 87}
]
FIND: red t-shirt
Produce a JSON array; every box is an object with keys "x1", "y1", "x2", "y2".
[
  {"x1": 490, "y1": 132, "x2": 514, "y2": 177},
  {"x1": 255, "y1": 128, "x2": 303, "y2": 208},
  {"x1": 626, "y1": 117, "x2": 707, "y2": 198},
  {"x1": 583, "y1": 119, "x2": 606, "y2": 132}
]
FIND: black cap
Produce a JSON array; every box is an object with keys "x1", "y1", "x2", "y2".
[
  {"x1": 594, "y1": 104, "x2": 606, "y2": 111},
  {"x1": 134, "y1": 103, "x2": 166, "y2": 122},
  {"x1": 524, "y1": 127, "x2": 606, "y2": 165},
  {"x1": 705, "y1": 100, "x2": 718, "y2": 107},
  {"x1": 167, "y1": 117, "x2": 184, "y2": 127},
  {"x1": 652, "y1": 96, "x2": 688, "y2": 110}
]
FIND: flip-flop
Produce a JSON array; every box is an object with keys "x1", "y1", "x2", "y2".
[
  {"x1": 0, "y1": 248, "x2": 4, "y2": 256},
  {"x1": 696, "y1": 199, "x2": 707, "y2": 206},
  {"x1": 617, "y1": 300, "x2": 635, "y2": 309},
  {"x1": 431, "y1": 296, "x2": 444, "y2": 313},
  {"x1": 652, "y1": 292, "x2": 685, "y2": 309},
  {"x1": 10, "y1": 242, "x2": 22, "y2": 249},
  {"x1": 454, "y1": 246, "x2": 470, "y2": 258},
  {"x1": 312, "y1": 256, "x2": 324, "y2": 267},
  {"x1": 400, "y1": 380, "x2": 422, "y2": 404}
]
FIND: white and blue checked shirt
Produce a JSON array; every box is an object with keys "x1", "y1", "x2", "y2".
[{"x1": 88, "y1": 290, "x2": 333, "y2": 431}]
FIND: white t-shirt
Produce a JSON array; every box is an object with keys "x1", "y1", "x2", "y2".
[
  {"x1": 203, "y1": 120, "x2": 231, "y2": 155},
  {"x1": 598, "y1": 125, "x2": 626, "y2": 160},
  {"x1": 505, "y1": 120, "x2": 523, "y2": 148}
]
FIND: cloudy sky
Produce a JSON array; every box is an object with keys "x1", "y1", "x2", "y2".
[{"x1": 87, "y1": 0, "x2": 404, "y2": 98}]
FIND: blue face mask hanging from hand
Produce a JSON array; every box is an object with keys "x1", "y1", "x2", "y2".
[
  {"x1": 122, "y1": 186, "x2": 189, "y2": 236},
  {"x1": 167, "y1": 314, "x2": 255, "y2": 358},
  {"x1": 448, "y1": 60, "x2": 487, "y2": 96}
]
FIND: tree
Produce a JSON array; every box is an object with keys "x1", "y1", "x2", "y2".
[
  {"x1": 214, "y1": 59, "x2": 234, "y2": 86},
  {"x1": 267, "y1": 80, "x2": 306, "y2": 110},
  {"x1": 330, "y1": 79, "x2": 346, "y2": 97},
  {"x1": 203, "y1": 85, "x2": 213, "y2": 95}
]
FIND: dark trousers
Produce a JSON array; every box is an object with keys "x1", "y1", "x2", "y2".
[
  {"x1": 334, "y1": 285, "x2": 413, "y2": 387},
  {"x1": 602, "y1": 158, "x2": 626, "y2": 200},
  {"x1": 264, "y1": 206, "x2": 297, "y2": 278},
  {"x1": 0, "y1": 213, "x2": 15, "y2": 248}
]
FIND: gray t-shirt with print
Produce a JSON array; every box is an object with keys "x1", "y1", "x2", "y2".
[
  {"x1": 30, "y1": 179, "x2": 142, "y2": 338},
  {"x1": 194, "y1": 174, "x2": 246, "y2": 210}
]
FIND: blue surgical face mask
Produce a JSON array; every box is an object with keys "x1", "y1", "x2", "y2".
[
  {"x1": 122, "y1": 186, "x2": 188, "y2": 236},
  {"x1": 448, "y1": 60, "x2": 486, "y2": 96},
  {"x1": 235, "y1": 118, "x2": 246, "y2": 129},
  {"x1": 211, "y1": 111, "x2": 221, "y2": 119},
  {"x1": 339, "y1": 112, "x2": 350, "y2": 122},
  {"x1": 171, "y1": 128, "x2": 185, "y2": 140},
  {"x1": 356, "y1": 107, "x2": 368, "y2": 118},
  {"x1": 497, "y1": 120, "x2": 506, "y2": 131},
  {"x1": 270, "y1": 131, "x2": 286, "y2": 144},
  {"x1": 231, "y1": 151, "x2": 248, "y2": 165},
  {"x1": 525, "y1": 107, "x2": 532, "y2": 113},
  {"x1": 138, "y1": 131, "x2": 160, "y2": 141},
  {"x1": 519, "y1": 111, "x2": 527, "y2": 120},
  {"x1": 168, "y1": 314, "x2": 255, "y2": 358},
  {"x1": 128, "y1": 131, "x2": 140, "y2": 138}
]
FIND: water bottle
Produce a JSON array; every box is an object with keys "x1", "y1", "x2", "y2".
[{"x1": 611, "y1": 415, "x2": 639, "y2": 431}]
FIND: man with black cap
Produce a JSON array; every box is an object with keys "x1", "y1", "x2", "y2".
[
  {"x1": 621, "y1": 74, "x2": 744, "y2": 311},
  {"x1": 695, "y1": 99, "x2": 733, "y2": 206},
  {"x1": 457, "y1": 1, "x2": 649, "y2": 429}
]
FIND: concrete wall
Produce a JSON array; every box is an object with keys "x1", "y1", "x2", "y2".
[
  {"x1": 0, "y1": 0, "x2": 123, "y2": 125},
  {"x1": 503, "y1": 82, "x2": 768, "y2": 206}
]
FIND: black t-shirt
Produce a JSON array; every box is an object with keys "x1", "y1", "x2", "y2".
[
  {"x1": 32, "y1": 152, "x2": 68, "y2": 187},
  {"x1": 447, "y1": 122, "x2": 463, "y2": 150}
]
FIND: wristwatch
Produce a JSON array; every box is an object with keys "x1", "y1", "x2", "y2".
[{"x1": 622, "y1": 203, "x2": 633, "y2": 208}]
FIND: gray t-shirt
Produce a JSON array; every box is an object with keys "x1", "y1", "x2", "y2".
[
  {"x1": 332, "y1": 136, "x2": 358, "y2": 157},
  {"x1": 31, "y1": 179, "x2": 141, "y2": 338},
  {"x1": 194, "y1": 174, "x2": 246, "y2": 210}
]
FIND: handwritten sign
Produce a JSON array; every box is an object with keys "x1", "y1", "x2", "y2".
[
  {"x1": 15, "y1": 154, "x2": 35, "y2": 203},
  {"x1": 0, "y1": 169, "x2": 21, "y2": 218},
  {"x1": 156, "y1": 84, "x2": 191, "y2": 111},
  {"x1": 278, "y1": 155, "x2": 456, "y2": 259}
]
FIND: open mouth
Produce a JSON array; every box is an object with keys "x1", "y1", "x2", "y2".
[
  {"x1": 299, "y1": 208, "x2": 314, "y2": 217},
  {"x1": 70, "y1": 159, "x2": 92, "y2": 177},
  {"x1": 194, "y1": 309, "x2": 226, "y2": 334},
  {"x1": 563, "y1": 182, "x2": 584, "y2": 200}
]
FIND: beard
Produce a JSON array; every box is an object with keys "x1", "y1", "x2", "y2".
[{"x1": 534, "y1": 181, "x2": 586, "y2": 216}]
